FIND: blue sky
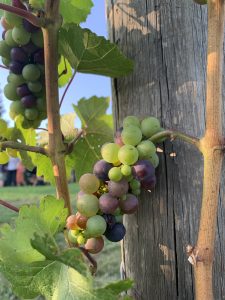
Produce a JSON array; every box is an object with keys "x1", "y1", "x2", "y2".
[{"x1": 0, "y1": 0, "x2": 111, "y2": 126}]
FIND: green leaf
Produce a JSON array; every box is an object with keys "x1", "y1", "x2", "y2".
[
  {"x1": 32, "y1": 153, "x2": 55, "y2": 185},
  {"x1": 0, "y1": 196, "x2": 67, "y2": 265},
  {"x1": 60, "y1": 0, "x2": 93, "y2": 25},
  {"x1": 104, "y1": 279, "x2": 134, "y2": 295},
  {"x1": 61, "y1": 113, "x2": 78, "y2": 141},
  {"x1": 59, "y1": 24, "x2": 133, "y2": 78},
  {"x1": 58, "y1": 56, "x2": 73, "y2": 87},
  {"x1": 66, "y1": 97, "x2": 113, "y2": 179},
  {"x1": 0, "y1": 1, "x2": 11, "y2": 17}
]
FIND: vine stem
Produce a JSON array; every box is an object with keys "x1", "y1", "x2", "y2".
[
  {"x1": 42, "y1": 0, "x2": 71, "y2": 214},
  {"x1": 150, "y1": 130, "x2": 201, "y2": 150},
  {"x1": 0, "y1": 141, "x2": 47, "y2": 155},
  {"x1": 0, "y1": 199, "x2": 19, "y2": 213},
  {"x1": 59, "y1": 72, "x2": 76, "y2": 108},
  {"x1": 193, "y1": 1, "x2": 225, "y2": 299},
  {"x1": 0, "y1": 3, "x2": 43, "y2": 27}
]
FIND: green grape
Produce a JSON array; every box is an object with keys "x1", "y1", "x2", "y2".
[
  {"x1": 118, "y1": 145, "x2": 139, "y2": 165},
  {"x1": 141, "y1": 117, "x2": 161, "y2": 138},
  {"x1": 22, "y1": 64, "x2": 41, "y2": 81},
  {"x1": 38, "y1": 110, "x2": 47, "y2": 120},
  {"x1": 37, "y1": 63, "x2": 45, "y2": 74},
  {"x1": 101, "y1": 143, "x2": 120, "y2": 164},
  {"x1": 0, "y1": 40, "x2": 11, "y2": 59},
  {"x1": 25, "y1": 108, "x2": 39, "y2": 121},
  {"x1": 2, "y1": 57, "x2": 10, "y2": 67},
  {"x1": 36, "y1": 97, "x2": 46, "y2": 111},
  {"x1": 0, "y1": 152, "x2": 9, "y2": 164},
  {"x1": 121, "y1": 164, "x2": 131, "y2": 176},
  {"x1": 4, "y1": 82, "x2": 20, "y2": 101},
  {"x1": 0, "y1": 119, "x2": 7, "y2": 135},
  {"x1": 120, "y1": 195, "x2": 127, "y2": 201},
  {"x1": 115, "y1": 215, "x2": 123, "y2": 223},
  {"x1": 79, "y1": 173, "x2": 100, "y2": 194},
  {"x1": 76, "y1": 194, "x2": 99, "y2": 217},
  {"x1": 121, "y1": 125, "x2": 142, "y2": 146},
  {"x1": 7, "y1": 73, "x2": 26, "y2": 86},
  {"x1": 31, "y1": 30, "x2": 44, "y2": 48},
  {"x1": 12, "y1": 26, "x2": 31, "y2": 45},
  {"x1": 10, "y1": 101, "x2": 25, "y2": 119},
  {"x1": 132, "y1": 189, "x2": 141, "y2": 196},
  {"x1": 130, "y1": 179, "x2": 141, "y2": 190},
  {"x1": 4, "y1": 11, "x2": 22, "y2": 27},
  {"x1": 29, "y1": 0, "x2": 43, "y2": 9},
  {"x1": 77, "y1": 233, "x2": 87, "y2": 245},
  {"x1": 124, "y1": 174, "x2": 134, "y2": 182},
  {"x1": 137, "y1": 140, "x2": 156, "y2": 159},
  {"x1": 5, "y1": 29, "x2": 17, "y2": 47},
  {"x1": 6, "y1": 148, "x2": 18, "y2": 158},
  {"x1": 108, "y1": 167, "x2": 122, "y2": 182},
  {"x1": 148, "y1": 152, "x2": 159, "y2": 168},
  {"x1": 28, "y1": 81, "x2": 42, "y2": 93},
  {"x1": 123, "y1": 116, "x2": 140, "y2": 128},
  {"x1": 68, "y1": 230, "x2": 78, "y2": 244},
  {"x1": 86, "y1": 215, "x2": 107, "y2": 238}
]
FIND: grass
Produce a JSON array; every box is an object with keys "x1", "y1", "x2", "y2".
[{"x1": 0, "y1": 184, "x2": 121, "y2": 299}]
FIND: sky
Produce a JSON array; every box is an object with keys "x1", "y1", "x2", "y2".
[{"x1": 0, "y1": 0, "x2": 111, "y2": 126}]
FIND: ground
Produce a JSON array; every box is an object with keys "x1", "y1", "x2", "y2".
[{"x1": 0, "y1": 184, "x2": 121, "y2": 299}]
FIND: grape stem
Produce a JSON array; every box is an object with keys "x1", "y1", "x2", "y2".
[
  {"x1": 150, "y1": 130, "x2": 201, "y2": 150},
  {"x1": 0, "y1": 64, "x2": 9, "y2": 70},
  {"x1": 58, "y1": 57, "x2": 68, "y2": 78},
  {"x1": 0, "y1": 140, "x2": 47, "y2": 155},
  {"x1": 66, "y1": 129, "x2": 84, "y2": 153},
  {"x1": 79, "y1": 247, "x2": 98, "y2": 275},
  {"x1": 0, "y1": 199, "x2": 19, "y2": 213},
  {"x1": 59, "y1": 72, "x2": 76, "y2": 108},
  {"x1": 0, "y1": 3, "x2": 44, "y2": 27}
]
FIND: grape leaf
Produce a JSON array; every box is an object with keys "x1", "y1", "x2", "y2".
[
  {"x1": 32, "y1": 153, "x2": 55, "y2": 185},
  {"x1": 0, "y1": 196, "x2": 67, "y2": 265},
  {"x1": 61, "y1": 113, "x2": 78, "y2": 141},
  {"x1": 58, "y1": 56, "x2": 73, "y2": 87},
  {"x1": 66, "y1": 97, "x2": 113, "y2": 179},
  {"x1": 0, "y1": 1, "x2": 11, "y2": 17},
  {"x1": 0, "y1": 231, "x2": 132, "y2": 300},
  {"x1": 60, "y1": 0, "x2": 93, "y2": 25},
  {"x1": 59, "y1": 24, "x2": 133, "y2": 77}
]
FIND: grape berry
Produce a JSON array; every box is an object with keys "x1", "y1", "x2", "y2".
[
  {"x1": 0, "y1": 2, "x2": 46, "y2": 128},
  {"x1": 66, "y1": 115, "x2": 162, "y2": 254}
]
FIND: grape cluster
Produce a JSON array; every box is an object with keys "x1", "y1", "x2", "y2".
[
  {"x1": 67, "y1": 115, "x2": 163, "y2": 254},
  {"x1": 0, "y1": 1, "x2": 46, "y2": 128}
]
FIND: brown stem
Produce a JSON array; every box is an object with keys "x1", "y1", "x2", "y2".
[
  {"x1": 59, "y1": 72, "x2": 76, "y2": 108},
  {"x1": 0, "y1": 199, "x2": 19, "y2": 213},
  {"x1": 194, "y1": 1, "x2": 225, "y2": 299},
  {"x1": 0, "y1": 3, "x2": 43, "y2": 27},
  {"x1": 66, "y1": 130, "x2": 84, "y2": 153},
  {"x1": 0, "y1": 141, "x2": 47, "y2": 155},
  {"x1": 150, "y1": 130, "x2": 201, "y2": 150},
  {"x1": 79, "y1": 247, "x2": 97, "y2": 275},
  {"x1": 42, "y1": 0, "x2": 71, "y2": 215}
]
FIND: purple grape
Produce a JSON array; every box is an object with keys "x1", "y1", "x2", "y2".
[
  {"x1": 9, "y1": 61, "x2": 24, "y2": 74},
  {"x1": 23, "y1": 19, "x2": 39, "y2": 33},
  {"x1": 108, "y1": 179, "x2": 129, "y2": 197},
  {"x1": 22, "y1": 42, "x2": 38, "y2": 54},
  {"x1": 21, "y1": 95, "x2": 37, "y2": 108},
  {"x1": 132, "y1": 160, "x2": 155, "y2": 181},
  {"x1": 93, "y1": 160, "x2": 113, "y2": 181},
  {"x1": 12, "y1": 0, "x2": 27, "y2": 9},
  {"x1": 119, "y1": 194, "x2": 138, "y2": 214},
  {"x1": 99, "y1": 193, "x2": 119, "y2": 214},
  {"x1": 33, "y1": 49, "x2": 44, "y2": 64},
  {"x1": 104, "y1": 223, "x2": 126, "y2": 242},
  {"x1": 17, "y1": 84, "x2": 31, "y2": 97},
  {"x1": 102, "y1": 214, "x2": 116, "y2": 230},
  {"x1": 140, "y1": 175, "x2": 156, "y2": 190},
  {"x1": 2, "y1": 30, "x2": 6, "y2": 40},
  {"x1": 11, "y1": 47, "x2": 28, "y2": 63}
]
